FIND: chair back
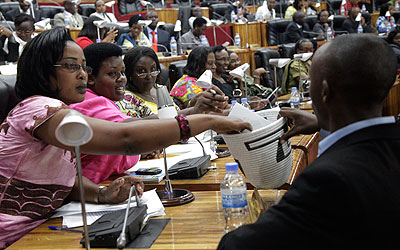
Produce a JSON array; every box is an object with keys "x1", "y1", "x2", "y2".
[
  {"x1": 0, "y1": 74, "x2": 20, "y2": 124},
  {"x1": 158, "y1": 63, "x2": 169, "y2": 88},
  {"x1": 210, "y1": 3, "x2": 234, "y2": 21},
  {"x1": 39, "y1": 5, "x2": 64, "y2": 19},
  {"x1": 78, "y1": 4, "x2": 96, "y2": 18},
  {"x1": 169, "y1": 60, "x2": 187, "y2": 90},
  {"x1": 0, "y1": 2, "x2": 19, "y2": 18},
  {"x1": 332, "y1": 15, "x2": 347, "y2": 32},
  {"x1": 254, "y1": 48, "x2": 283, "y2": 88},
  {"x1": 305, "y1": 15, "x2": 318, "y2": 30},
  {"x1": 266, "y1": 18, "x2": 291, "y2": 46}
]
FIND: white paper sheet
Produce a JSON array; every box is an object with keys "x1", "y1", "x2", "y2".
[{"x1": 229, "y1": 103, "x2": 271, "y2": 131}]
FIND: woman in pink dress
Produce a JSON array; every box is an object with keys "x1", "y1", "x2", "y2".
[{"x1": 0, "y1": 28, "x2": 252, "y2": 248}]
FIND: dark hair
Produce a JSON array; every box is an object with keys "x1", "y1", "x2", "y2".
[
  {"x1": 319, "y1": 34, "x2": 396, "y2": 107},
  {"x1": 83, "y1": 42, "x2": 123, "y2": 77},
  {"x1": 124, "y1": 46, "x2": 162, "y2": 91},
  {"x1": 95, "y1": 0, "x2": 104, "y2": 7},
  {"x1": 293, "y1": 0, "x2": 302, "y2": 10},
  {"x1": 129, "y1": 14, "x2": 144, "y2": 27},
  {"x1": 379, "y1": 2, "x2": 392, "y2": 16},
  {"x1": 317, "y1": 9, "x2": 329, "y2": 21},
  {"x1": 183, "y1": 46, "x2": 213, "y2": 78},
  {"x1": 15, "y1": 28, "x2": 73, "y2": 99},
  {"x1": 387, "y1": 28, "x2": 400, "y2": 44},
  {"x1": 14, "y1": 13, "x2": 34, "y2": 28},
  {"x1": 294, "y1": 38, "x2": 312, "y2": 53},
  {"x1": 212, "y1": 45, "x2": 227, "y2": 54},
  {"x1": 78, "y1": 16, "x2": 104, "y2": 41},
  {"x1": 193, "y1": 17, "x2": 207, "y2": 29}
]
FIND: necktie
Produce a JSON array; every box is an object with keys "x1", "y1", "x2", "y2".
[{"x1": 152, "y1": 31, "x2": 158, "y2": 52}]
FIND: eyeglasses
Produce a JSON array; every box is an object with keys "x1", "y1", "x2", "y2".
[
  {"x1": 54, "y1": 63, "x2": 93, "y2": 74},
  {"x1": 16, "y1": 29, "x2": 34, "y2": 34},
  {"x1": 136, "y1": 70, "x2": 160, "y2": 78}
]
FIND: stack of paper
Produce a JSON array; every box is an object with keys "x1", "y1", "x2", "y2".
[{"x1": 51, "y1": 189, "x2": 165, "y2": 228}]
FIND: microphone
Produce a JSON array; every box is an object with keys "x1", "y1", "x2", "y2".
[
  {"x1": 116, "y1": 185, "x2": 135, "y2": 249},
  {"x1": 138, "y1": 19, "x2": 152, "y2": 26},
  {"x1": 140, "y1": 0, "x2": 155, "y2": 10},
  {"x1": 151, "y1": 43, "x2": 169, "y2": 53},
  {"x1": 208, "y1": 17, "x2": 236, "y2": 45}
]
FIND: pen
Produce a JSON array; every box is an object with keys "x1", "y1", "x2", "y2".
[{"x1": 48, "y1": 226, "x2": 83, "y2": 233}]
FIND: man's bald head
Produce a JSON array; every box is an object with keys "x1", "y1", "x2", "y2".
[{"x1": 310, "y1": 34, "x2": 396, "y2": 129}]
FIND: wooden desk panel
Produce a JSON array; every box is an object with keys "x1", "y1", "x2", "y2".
[
  {"x1": 382, "y1": 81, "x2": 400, "y2": 117},
  {"x1": 10, "y1": 190, "x2": 277, "y2": 250},
  {"x1": 232, "y1": 22, "x2": 263, "y2": 48}
]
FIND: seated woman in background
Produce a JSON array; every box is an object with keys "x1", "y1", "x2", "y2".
[
  {"x1": 376, "y1": 2, "x2": 396, "y2": 34},
  {"x1": 387, "y1": 29, "x2": 400, "y2": 69},
  {"x1": 90, "y1": 0, "x2": 118, "y2": 23},
  {"x1": 0, "y1": 28, "x2": 251, "y2": 247},
  {"x1": 117, "y1": 15, "x2": 151, "y2": 49},
  {"x1": 281, "y1": 38, "x2": 314, "y2": 94},
  {"x1": 313, "y1": 10, "x2": 331, "y2": 39},
  {"x1": 116, "y1": 46, "x2": 229, "y2": 118},
  {"x1": 212, "y1": 45, "x2": 237, "y2": 101},
  {"x1": 228, "y1": 50, "x2": 273, "y2": 97},
  {"x1": 285, "y1": 0, "x2": 306, "y2": 19},
  {"x1": 75, "y1": 16, "x2": 118, "y2": 50},
  {"x1": 0, "y1": 13, "x2": 35, "y2": 63},
  {"x1": 170, "y1": 46, "x2": 218, "y2": 109}
]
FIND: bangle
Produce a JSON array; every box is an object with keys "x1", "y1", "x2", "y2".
[
  {"x1": 175, "y1": 115, "x2": 191, "y2": 143},
  {"x1": 94, "y1": 186, "x2": 106, "y2": 204}
]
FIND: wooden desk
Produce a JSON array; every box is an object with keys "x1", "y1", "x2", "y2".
[
  {"x1": 10, "y1": 190, "x2": 277, "y2": 250},
  {"x1": 382, "y1": 81, "x2": 400, "y2": 117}
]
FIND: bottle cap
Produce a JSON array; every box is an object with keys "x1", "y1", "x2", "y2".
[
  {"x1": 171, "y1": 36, "x2": 175, "y2": 39},
  {"x1": 241, "y1": 97, "x2": 247, "y2": 103},
  {"x1": 225, "y1": 162, "x2": 238, "y2": 171},
  {"x1": 231, "y1": 100, "x2": 237, "y2": 105},
  {"x1": 291, "y1": 87, "x2": 297, "y2": 91}
]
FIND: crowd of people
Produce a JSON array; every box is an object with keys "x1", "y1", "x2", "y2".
[{"x1": 0, "y1": 0, "x2": 400, "y2": 249}]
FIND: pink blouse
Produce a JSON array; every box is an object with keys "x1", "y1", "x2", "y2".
[
  {"x1": 0, "y1": 96, "x2": 77, "y2": 248},
  {"x1": 70, "y1": 89, "x2": 140, "y2": 184}
]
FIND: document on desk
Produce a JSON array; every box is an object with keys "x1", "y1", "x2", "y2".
[{"x1": 51, "y1": 189, "x2": 165, "y2": 228}]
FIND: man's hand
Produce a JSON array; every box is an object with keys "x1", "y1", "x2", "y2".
[{"x1": 279, "y1": 107, "x2": 319, "y2": 143}]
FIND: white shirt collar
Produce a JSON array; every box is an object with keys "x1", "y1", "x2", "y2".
[{"x1": 318, "y1": 116, "x2": 396, "y2": 157}]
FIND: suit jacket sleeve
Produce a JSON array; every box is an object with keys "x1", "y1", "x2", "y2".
[
  {"x1": 217, "y1": 163, "x2": 353, "y2": 250},
  {"x1": 286, "y1": 23, "x2": 301, "y2": 43},
  {"x1": 342, "y1": 19, "x2": 356, "y2": 33}
]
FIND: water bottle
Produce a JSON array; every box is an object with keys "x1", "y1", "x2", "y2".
[
  {"x1": 139, "y1": 36, "x2": 147, "y2": 46},
  {"x1": 231, "y1": 10, "x2": 237, "y2": 23},
  {"x1": 361, "y1": 4, "x2": 367, "y2": 12},
  {"x1": 290, "y1": 87, "x2": 300, "y2": 109},
  {"x1": 240, "y1": 97, "x2": 251, "y2": 110},
  {"x1": 307, "y1": 7, "x2": 312, "y2": 15},
  {"x1": 234, "y1": 33, "x2": 241, "y2": 49},
  {"x1": 384, "y1": 19, "x2": 389, "y2": 34},
  {"x1": 230, "y1": 100, "x2": 237, "y2": 110},
  {"x1": 64, "y1": 17, "x2": 71, "y2": 28},
  {"x1": 170, "y1": 36, "x2": 178, "y2": 56},
  {"x1": 357, "y1": 24, "x2": 363, "y2": 33},
  {"x1": 340, "y1": 5, "x2": 345, "y2": 15},
  {"x1": 326, "y1": 26, "x2": 333, "y2": 41},
  {"x1": 395, "y1": 1, "x2": 399, "y2": 10},
  {"x1": 200, "y1": 35, "x2": 209, "y2": 46},
  {"x1": 220, "y1": 162, "x2": 248, "y2": 233}
]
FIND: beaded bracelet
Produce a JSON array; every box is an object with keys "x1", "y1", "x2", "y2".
[{"x1": 175, "y1": 115, "x2": 191, "y2": 143}]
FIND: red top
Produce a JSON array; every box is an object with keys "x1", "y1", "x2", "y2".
[{"x1": 75, "y1": 36, "x2": 94, "y2": 50}]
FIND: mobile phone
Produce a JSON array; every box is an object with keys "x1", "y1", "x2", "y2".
[{"x1": 134, "y1": 167, "x2": 162, "y2": 175}]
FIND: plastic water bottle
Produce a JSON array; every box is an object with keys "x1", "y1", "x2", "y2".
[
  {"x1": 230, "y1": 100, "x2": 237, "y2": 110},
  {"x1": 220, "y1": 162, "x2": 248, "y2": 233},
  {"x1": 240, "y1": 98, "x2": 251, "y2": 110},
  {"x1": 384, "y1": 19, "x2": 389, "y2": 33},
  {"x1": 64, "y1": 18, "x2": 71, "y2": 28},
  {"x1": 200, "y1": 35, "x2": 209, "y2": 46},
  {"x1": 234, "y1": 33, "x2": 241, "y2": 49},
  {"x1": 170, "y1": 36, "x2": 178, "y2": 56},
  {"x1": 395, "y1": 1, "x2": 399, "y2": 10},
  {"x1": 340, "y1": 5, "x2": 345, "y2": 15},
  {"x1": 326, "y1": 26, "x2": 333, "y2": 41},
  {"x1": 231, "y1": 10, "x2": 237, "y2": 23},
  {"x1": 290, "y1": 87, "x2": 300, "y2": 109},
  {"x1": 361, "y1": 4, "x2": 367, "y2": 12},
  {"x1": 139, "y1": 36, "x2": 147, "y2": 46},
  {"x1": 307, "y1": 7, "x2": 312, "y2": 15},
  {"x1": 357, "y1": 24, "x2": 363, "y2": 33}
]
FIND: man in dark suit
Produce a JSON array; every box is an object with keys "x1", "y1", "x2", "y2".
[
  {"x1": 143, "y1": 10, "x2": 170, "y2": 52},
  {"x1": 217, "y1": 34, "x2": 400, "y2": 249},
  {"x1": 285, "y1": 11, "x2": 311, "y2": 43},
  {"x1": 342, "y1": 6, "x2": 372, "y2": 33},
  {"x1": 5, "y1": 0, "x2": 41, "y2": 22}
]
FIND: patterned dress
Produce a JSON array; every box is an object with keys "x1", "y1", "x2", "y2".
[
  {"x1": 115, "y1": 90, "x2": 157, "y2": 118},
  {"x1": 169, "y1": 75, "x2": 204, "y2": 109},
  {"x1": 0, "y1": 96, "x2": 77, "y2": 248}
]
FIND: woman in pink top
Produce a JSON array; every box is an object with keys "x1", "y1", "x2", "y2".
[{"x1": 0, "y1": 28, "x2": 252, "y2": 247}]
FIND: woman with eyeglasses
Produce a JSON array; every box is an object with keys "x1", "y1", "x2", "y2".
[
  {"x1": 0, "y1": 13, "x2": 35, "y2": 63},
  {"x1": 116, "y1": 46, "x2": 228, "y2": 118},
  {"x1": 0, "y1": 28, "x2": 252, "y2": 247}
]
